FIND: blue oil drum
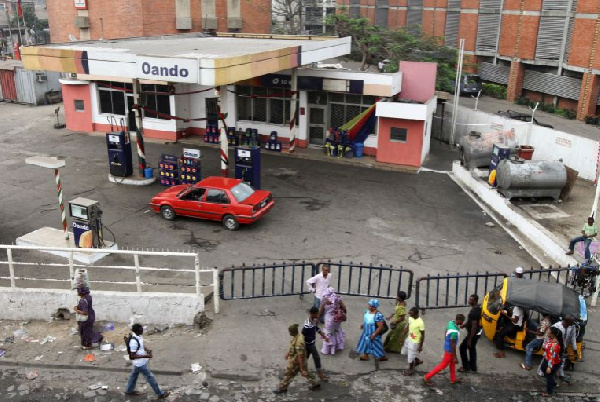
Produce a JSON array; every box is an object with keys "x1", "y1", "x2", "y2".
[{"x1": 354, "y1": 142, "x2": 364, "y2": 158}]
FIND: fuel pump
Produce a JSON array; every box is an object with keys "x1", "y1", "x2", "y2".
[
  {"x1": 68, "y1": 197, "x2": 104, "y2": 248},
  {"x1": 489, "y1": 143, "x2": 511, "y2": 187},
  {"x1": 106, "y1": 131, "x2": 133, "y2": 177},
  {"x1": 235, "y1": 146, "x2": 261, "y2": 189}
]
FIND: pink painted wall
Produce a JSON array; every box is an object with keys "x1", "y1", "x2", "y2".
[
  {"x1": 398, "y1": 61, "x2": 437, "y2": 103},
  {"x1": 376, "y1": 117, "x2": 424, "y2": 167},
  {"x1": 62, "y1": 83, "x2": 94, "y2": 132}
]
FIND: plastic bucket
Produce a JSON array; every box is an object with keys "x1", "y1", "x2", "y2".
[
  {"x1": 144, "y1": 167, "x2": 154, "y2": 178},
  {"x1": 517, "y1": 146, "x2": 534, "y2": 160},
  {"x1": 354, "y1": 142, "x2": 364, "y2": 158}
]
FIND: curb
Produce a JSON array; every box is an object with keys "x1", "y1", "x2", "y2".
[
  {"x1": 0, "y1": 360, "x2": 184, "y2": 376},
  {"x1": 451, "y1": 161, "x2": 577, "y2": 267}
]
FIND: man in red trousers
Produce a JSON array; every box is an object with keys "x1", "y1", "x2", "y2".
[{"x1": 423, "y1": 314, "x2": 465, "y2": 386}]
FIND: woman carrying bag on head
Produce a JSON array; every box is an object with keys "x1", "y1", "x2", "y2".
[{"x1": 74, "y1": 287, "x2": 103, "y2": 350}]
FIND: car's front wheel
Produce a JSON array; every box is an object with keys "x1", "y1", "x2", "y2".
[
  {"x1": 161, "y1": 205, "x2": 176, "y2": 221},
  {"x1": 222, "y1": 215, "x2": 239, "y2": 231}
]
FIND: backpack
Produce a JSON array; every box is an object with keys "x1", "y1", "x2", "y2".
[{"x1": 124, "y1": 334, "x2": 140, "y2": 360}]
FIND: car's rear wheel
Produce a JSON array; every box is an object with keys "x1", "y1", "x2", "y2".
[
  {"x1": 223, "y1": 215, "x2": 239, "y2": 231},
  {"x1": 161, "y1": 205, "x2": 176, "y2": 221}
]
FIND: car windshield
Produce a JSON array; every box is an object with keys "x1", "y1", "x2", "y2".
[
  {"x1": 466, "y1": 75, "x2": 481, "y2": 84},
  {"x1": 230, "y1": 183, "x2": 255, "y2": 202}
]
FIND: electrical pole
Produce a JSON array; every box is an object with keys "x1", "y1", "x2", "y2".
[{"x1": 450, "y1": 38, "x2": 465, "y2": 146}]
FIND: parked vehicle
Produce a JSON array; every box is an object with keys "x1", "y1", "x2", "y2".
[
  {"x1": 149, "y1": 177, "x2": 274, "y2": 230},
  {"x1": 481, "y1": 277, "x2": 587, "y2": 356},
  {"x1": 459, "y1": 74, "x2": 483, "y2": 96}
]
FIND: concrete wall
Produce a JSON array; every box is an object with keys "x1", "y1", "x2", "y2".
[
  {"x1": 444, "y1": 103, "x2": 599, "y2": 181},
  {"x1": 0, "y1": 288, "x2": 204, "y2": 326}
]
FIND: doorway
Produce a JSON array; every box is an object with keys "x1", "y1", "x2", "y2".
[
  {"x1": 127, "y1": 96, "x2": 137, "y2": 132},
  {"x1": 308, "y1": 106, "x2": 327, "y2": 146}
]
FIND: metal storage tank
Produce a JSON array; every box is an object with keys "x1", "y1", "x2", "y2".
[{"x1": 496, "y1": 160, "x2": 567, "y2": 200}]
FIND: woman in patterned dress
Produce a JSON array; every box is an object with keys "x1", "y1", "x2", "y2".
[
  {"x1": 319, "y1": 287, "x2": 347, "y2": 355},
  {"x1": 356, "y1": 299, "x2": 387, "y2": 361}
]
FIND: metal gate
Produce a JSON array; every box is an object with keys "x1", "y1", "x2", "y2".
[
  {"x1": 218, "y1": 261, "x2": 414, "y2": 300},
  {"x1": 219, "y1": 262, "x2": 315, "y2": 300}
]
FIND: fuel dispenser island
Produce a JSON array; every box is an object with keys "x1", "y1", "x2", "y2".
[
  {"x1": 235, "y1": 146, "x2": 261, "y2": 189},
  {"x1": 106, "y1": 131, "x2": 133, "y2": 177},
  {"x1": 68, "y1": 197, "x2": 104, "y2": 248}
]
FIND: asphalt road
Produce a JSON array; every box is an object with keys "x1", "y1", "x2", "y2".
[{"x1": 0, "y1": 102, "x2": 561, "y2": 401}]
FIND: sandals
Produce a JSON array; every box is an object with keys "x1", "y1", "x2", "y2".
[
  {"x1": 451, "y1": 378, "x2": 463, "y2": 385},
  {"x1": 359, "y1": 356, "x2": 369, "y2": 361},
  {"x1": 423, "y1": 376, "x2": 434, "y2": 387},
  {"x1": 493, "y1": 351, "x2": 506, "y2": 358},
  {"x1": 376, "y1": 356, "x2": 388, "y2": 362},
  {"x1": 402, "y1": 370, "x2": 414, "y2": 376},
  {"x1": 457, "y1": 367, "x2": 469, "y2": 373},
  {"x1": 540, "y1": 391, "x2": 551, "y2": 397},
  {"x1": 520, "y1": 363, "x2": 531, "y2": 371}
]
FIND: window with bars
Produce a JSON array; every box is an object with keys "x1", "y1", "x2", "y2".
[
  {"x1": 141, "y1": 84, "x2": 171, "y2": 120},
  {"x1": 236, "y1": 86, "x2": 291, "y2": 125},
  {"x1": 97, "y1": 81, "x2": 131, "y2": 116},
  {"x1": 328, "y1": 93, "x2": 377, "y2": 135},
  {"x1": 445, "y1": 12, "x2": 459, "y2": 48}
]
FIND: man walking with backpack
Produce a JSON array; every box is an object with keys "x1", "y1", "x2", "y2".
[{"x1": 125, "y1": 323, "x2": 170, "y2": 399}]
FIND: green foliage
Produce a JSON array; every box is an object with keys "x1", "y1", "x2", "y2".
[
  {"x1": 514, "y1": 97, "x2": 576, "y2": 120},
  {"x1": 585, "y1": 115, "x2": 599, "y2": 125},
  {"x1": 10, "y1": 4, "x2": 48, "y2": 31},
  {"x1": 482, "y1": 83, "x2": 506, "y2": 99},
  {"x1": 326, "y1": 14, "x2": 457, "y2": 92}
]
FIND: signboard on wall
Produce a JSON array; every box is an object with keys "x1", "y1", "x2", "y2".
[
  {"x1": 74, "y1": 0, "x2": 88, "y2": 10},
  {"x1": 136, "y1": 57, "x2": 199, "y2": 84}
]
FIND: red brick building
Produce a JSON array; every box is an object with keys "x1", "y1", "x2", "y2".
[
  {"x1": 47, "y1": 0, "x2": 271, "y2": 43},
  {"x1": 337, "y1": 0, "x2": 600, "y2": 120}
]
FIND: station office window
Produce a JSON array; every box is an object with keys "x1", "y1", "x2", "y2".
[
  {"x1": 98, "y1": 81, "x2": 130, "y2": 116},
  {"x1": 141, "y1": 84, "x2": 171, "y2": 120},
  {"x1": 390, "y1": 127, "x2": 408, "y2": 142},
  {"x1": 74, "y1": 99, "x2": 85, "y2": 112},
  {"x1": 236, "y1": 86, "x2": 291, "y2": 125}
]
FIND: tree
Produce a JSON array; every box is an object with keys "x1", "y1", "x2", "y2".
[
  {"x1": 327, "y1": 14, "x2": 457, "y2": 92},
  {"x1": 272, "y1": 0, "x2": 304, "y2": 35}
]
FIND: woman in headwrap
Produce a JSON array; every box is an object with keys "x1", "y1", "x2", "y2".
[
  {"x1": 356, "y1": 299, "x2": 387, "y2": 361},
  {"x1": 319, "y1": 287, "x2": 347, "y2": 355},
  {"x1": 383, "y1": 291, "x2": 407, "y2": 353},
  {"x1": 73, "y1": 287, "x2": 103, "y2": 350}
]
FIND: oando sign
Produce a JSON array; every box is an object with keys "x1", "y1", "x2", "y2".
[{"x1": 136, "y1": 57, "x2": 199, "y2": 83}]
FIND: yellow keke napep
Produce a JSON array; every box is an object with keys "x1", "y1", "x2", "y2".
[{"x1": 481, "y1": 277, "x2": 587, "y2": 355}]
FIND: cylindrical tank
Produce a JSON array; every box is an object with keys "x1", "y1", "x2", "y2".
[
  {"x1": 460, "y1": 131, "x2": 517, "y2": 169},
  {"x1": 496, "y1": 160, "x2": 567, "y2": 200}
]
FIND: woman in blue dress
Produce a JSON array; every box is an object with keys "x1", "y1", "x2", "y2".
[{"x1": 356, "y1": 299, "x2": 387, "y2": 361}]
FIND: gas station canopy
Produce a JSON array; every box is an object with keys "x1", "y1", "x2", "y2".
[{"x1": 21, "y1": 33, "x2": 352, "y2": 86}]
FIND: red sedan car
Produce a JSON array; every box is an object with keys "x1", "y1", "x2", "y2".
[{"x1": 149, "y1": 177, "x2": 274, "y2": 230}]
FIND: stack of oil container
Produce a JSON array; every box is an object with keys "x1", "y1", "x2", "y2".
[
  {"x1": 227, "y1": 127, "x2": 239, "y2": 146},
  {"x1": 242, "y1": 128, "x2": 261, "y2": 147},
  {"x1": 324, "y1": 128, "x2": 354, "y2": 158},
  {"x1": 264, "y1": 131, "x2": 282, "y2": 152},
  {"x1": 204, "y1": 124, "x2": 220, "y2": 144},
  {"x1": 179, "y1": 156, "x2": 201, "y2": 185},
  {"x1": 159, "y1": 154, "x2": 179, "y2": 186}
]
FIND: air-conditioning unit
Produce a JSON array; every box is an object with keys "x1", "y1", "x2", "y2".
[{"x1": 36, "y1": 73, "x2": 47, "y2": 82}]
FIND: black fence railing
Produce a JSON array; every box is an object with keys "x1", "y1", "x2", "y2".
[
  {"x1": 219, "y1": 262, "x2": 315, "y2": 300},
  {"x1": 317, "y1": 261, "x2": 414, "y2": 300},
  {"x1": 415, "y1": 272, "x2": 507, "y2": 310}
]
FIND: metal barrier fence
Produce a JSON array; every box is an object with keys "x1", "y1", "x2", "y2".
[
  {"x1": 317, "y1": 262, "x2": 414, "y2": 299},
  {"x1": 219, "y1": 262, "x2": 315, "y2": 300},
  {"x1": 415, "y1": 272, "x2": 507, "y2": 310},
  {"x1": 0, "y1": 245, "x2": 219, "y2": 313}
]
